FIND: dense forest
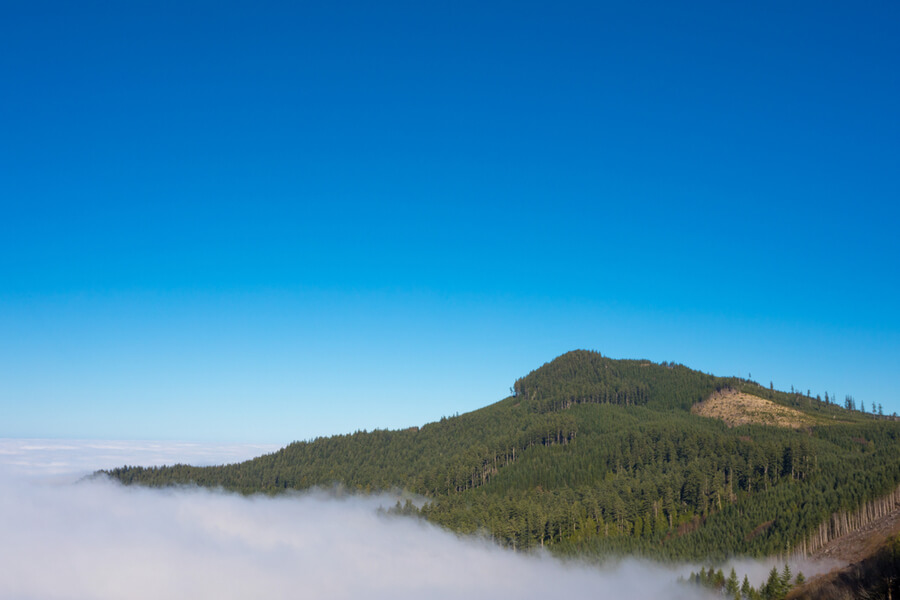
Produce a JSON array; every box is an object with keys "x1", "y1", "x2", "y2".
[{"x1": 104, "y1": 350, "x2": 900, "y2": 562}]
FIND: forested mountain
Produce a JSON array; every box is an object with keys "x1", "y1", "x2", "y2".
[{"x1": 105, "y1": 350, "x2": 900, "y2": 561}]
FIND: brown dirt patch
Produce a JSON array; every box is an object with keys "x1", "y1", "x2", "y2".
[
  {"x1": 810, "y1": 504, "x2": 900, "y2": 564},
  {"x1": 692, "y1": 389, "x2": 818, "y2": 429},
  {"x1": 746, "y1": 519, "x2": 775, "y2": 542}
]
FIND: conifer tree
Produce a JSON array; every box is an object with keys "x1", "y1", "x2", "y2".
[
  {"x1": 741, "y1": 574, "x2": 753, "y2": 598},
  {"x1": 725, "y1": 567, "x2": 740, "y2": 597},
  {"x1": 780, "y1": 563, "x2": 792, "y2": 588},
  {"x1": 715, "y1": 568, "x2": 726, "y2": 589},
  {"x1": 763, "y1": 566, "x2": 780, "y2": 599}
]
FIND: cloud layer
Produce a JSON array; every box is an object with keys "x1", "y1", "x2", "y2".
[
  {"x1": 0, "y1": 438, "x2": 280, "y2": 480},
  {"x1": 0, "y1": 439, "x2": 826, "y2": 600}
]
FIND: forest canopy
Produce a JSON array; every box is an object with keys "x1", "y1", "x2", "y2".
[{"x1": 104, "y1": 350, "x2": 900, "y2": 561}]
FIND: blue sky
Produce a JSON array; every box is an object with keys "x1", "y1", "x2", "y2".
[{"x1": 2, "y1": 1, "x2": 898, "y2": 443}]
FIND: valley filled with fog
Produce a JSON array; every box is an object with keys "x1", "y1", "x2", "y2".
[
  {"x1": 0, "y1": 439, "x2": 839, "y2": 600},
  {"x1": 0, "y1": 439, "x2": 730, "y2": 600}
]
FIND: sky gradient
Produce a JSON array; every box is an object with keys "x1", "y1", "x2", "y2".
[{"x1": 2, "y1": 1, "x2": 898, "y2": 443}]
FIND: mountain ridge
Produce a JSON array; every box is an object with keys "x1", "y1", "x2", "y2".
[{"x1": 104, "y1": 350, "x2": 899, "y2": 562}]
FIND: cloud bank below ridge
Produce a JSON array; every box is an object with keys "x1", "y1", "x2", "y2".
[{"x1": 0, "y1": 439, "x2": 727, "y2": 599}]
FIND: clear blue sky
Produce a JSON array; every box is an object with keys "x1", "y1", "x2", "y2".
[{"x1": 2, "y1": 1, "x2": 898, "y2": 443}]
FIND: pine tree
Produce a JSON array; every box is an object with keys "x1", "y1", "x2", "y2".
[
  {"x1": 726, "y1": 567, "x2": 740, "y2": 596},
  {"x1": 763, "y1": 566, "x2": 780, "y2": 599},
  {"x1": 781, "y1": 562, "x2": 792, "y2": 589},
  {"x1": 715, "y1": 568, "x2": 726, "y2": 589},
  {"x1": 741, "y1": 574, "x2": 753, "y2": 598}
]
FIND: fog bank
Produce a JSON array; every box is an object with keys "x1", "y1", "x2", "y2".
[
  {"x1": 0, "y1": 439, "x2": 831, "y2": 600},
  {"x1": 0, "y1": 438, "x2": 281, "y2": 481},
  {"x1": 0, "y1": 476, "x2": 720, "y2": 600}
]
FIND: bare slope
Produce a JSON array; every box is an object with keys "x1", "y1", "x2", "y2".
[
  {"x1": 692, "y1": 388, "x2": 819, "y2": 428},
  {"x1": 790, "y1": 525, "x2": 900, "y2": 600},
  {"x1": 808, "y1": 488, "x2": 900, "y2": 564}
]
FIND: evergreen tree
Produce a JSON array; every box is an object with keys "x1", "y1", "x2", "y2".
[
  {"x1": 725, "y1": 567, "x2": 740, "y2": 596},
  {"x1": 763, "y1": 566, "x2": 780, "y2": 599},
  {"x1": 715, "y1": 568, "x2": 726, "y2": 589},
  {"x1": 780, "y1": 563, "x2": 792, "y2": 589},
  {"x1": 741, "y1": 575, "x2": 753, "y2": 598}
]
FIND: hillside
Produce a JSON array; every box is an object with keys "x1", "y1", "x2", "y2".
[
  {"x1": 790, "y1": 533, "x2": 900, "y2": 600},
  {"x1": 691, "y1": 389, "x2": 820, "y2": 429},
  {"x1": 104, "y1": 350, "x2": 900, "y2": 562}
]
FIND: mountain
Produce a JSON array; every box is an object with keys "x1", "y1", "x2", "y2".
[{"x1": 104, "y1": 350, "x2": 900, "y2": 561}]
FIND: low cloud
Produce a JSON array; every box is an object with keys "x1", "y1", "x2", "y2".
[
  {"x1": 723, "y1": 556, "x2": 841, "y2": 590},
  {"x1": 0, "y1": 438, "x2": 280, "y2": 481},
  {"x1": 0, "y1": 439, "x2": 828, "y2": 600}
]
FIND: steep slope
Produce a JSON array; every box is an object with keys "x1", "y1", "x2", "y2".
[
  {"x1": 790, "y1": 534, "x2": 900, "y2": 600},
  {"x1": 105, "y1": 350, "x2": 900, "y2": 561}
]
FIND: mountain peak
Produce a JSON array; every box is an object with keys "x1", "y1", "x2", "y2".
[{"x1": 512, "y1": 350, "x2": 712, "y2": 412}]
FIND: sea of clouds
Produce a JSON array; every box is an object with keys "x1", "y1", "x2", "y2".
[
  {"x1": 0, "y1": 439, "x2": 833, "y2": 600},
  {"x1": 0, "y1": 438, "x2": 280, "y2": 480}
]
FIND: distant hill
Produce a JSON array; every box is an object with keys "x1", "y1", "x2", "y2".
[{"x1": 104, "y1": 350, "x2": 900, "y2": 562}]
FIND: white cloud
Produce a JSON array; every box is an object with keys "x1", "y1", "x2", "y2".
[
  {"x1": 0, "y1": 439, "x2": 831, "y2": 600},
  {"x1": 0, "y1": 438, "x2": 280, "y2": 481},
  {"x1": 0, "y1": 476, "x2": 719, "y2": 600}
]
